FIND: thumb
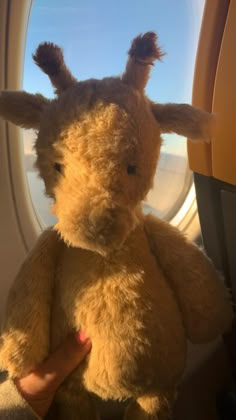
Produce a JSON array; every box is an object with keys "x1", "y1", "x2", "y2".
[
  {"x1": 14, "y1": 332, "x2": 91, "y2": 418},
  {"x1": 37, "y1": 331, "x2": 92, "y2": 389}
]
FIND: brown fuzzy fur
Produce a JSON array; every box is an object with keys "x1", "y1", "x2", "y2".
[
  {"x1": 0, "y1": 33, "x2": 233, "y2": 419},
  {"x1": 151, "y1": 102, "x2": 214, "y2": 142},
  {"x1": 128, "y1": 32, "x2": 164, "y2": 63},
  {"x1": 0, "y1": 91, "x2": 50, "y2": 129},
  {"x1": 122, "y1": 32, "x2": 164, "y2": 92},
  {"x1": 33, "y1": 42, "x2": 77, "y2": 95}
]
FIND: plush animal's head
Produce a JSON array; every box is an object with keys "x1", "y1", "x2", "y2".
[{"x1": 0, "y1": 33, "x2": 213, "y2": 254}]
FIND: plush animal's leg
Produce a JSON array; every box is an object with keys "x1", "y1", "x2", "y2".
[
  {"x1": 0, "y1": 229, "x2": 62, "y2": 377},
  {"x1": 124, "y1": 393, "x2": 173, "y2": 420},
  {"x1": 55, "y1": 391, "x2": 100, "y2": 420}
]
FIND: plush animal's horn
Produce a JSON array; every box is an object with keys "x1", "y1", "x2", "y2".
[
  {"x1": 33, "y1": 42, "x2": 77, "y2": 95},
  {"x1": 122, "y1": 32, "x2": 164, "y2": 92}
]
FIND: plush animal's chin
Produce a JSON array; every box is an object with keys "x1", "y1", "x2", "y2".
[
  {"x1": 54, "y1": 210, "x2": 137, "y2": 255},
  {"x1": 54, "y1": 230, "x2": 126, "y2": 256}
]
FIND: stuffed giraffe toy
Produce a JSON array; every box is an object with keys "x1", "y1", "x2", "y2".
[{"x1": 0, "y1": 32, "x2": 233, "y2": 419}]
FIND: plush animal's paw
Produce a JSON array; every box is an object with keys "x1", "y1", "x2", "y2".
[
  {"x1": 0, "y1": 331, "x2": 47, "y2": 378},
  {"x1": 124, "y1": 396, "x2": 172, "y2": 420},
  {"x1": 125, "y1": 403, "x2": 158, "y2": 420}
]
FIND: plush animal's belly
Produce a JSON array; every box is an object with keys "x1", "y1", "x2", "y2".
[{"x1": 51, "y1": 227, "x2": 186, "y2": 400}]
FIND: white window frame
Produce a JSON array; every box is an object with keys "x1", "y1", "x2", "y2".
[
  {"x1": 1, "y1": 0, "x2": 40, "y2": 252},
  {"x1": 0, "y1": 0, "x2": 37, "y2": 318}
]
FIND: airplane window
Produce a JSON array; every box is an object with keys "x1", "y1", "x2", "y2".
[{"x1": 23, "y1": 0, "x2": 205, "y2": 227}]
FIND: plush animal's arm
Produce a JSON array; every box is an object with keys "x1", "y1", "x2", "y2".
[
  {"x1": 144, "y1": 215, "x2": 233, "y2": 343},
  {"x1": 0, "y1": 229, "x2": 63, "y2": 378}
]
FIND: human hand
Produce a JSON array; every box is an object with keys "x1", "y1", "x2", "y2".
[{"x1": 14, "y1": 331, "x2": 91, "y2": 418}]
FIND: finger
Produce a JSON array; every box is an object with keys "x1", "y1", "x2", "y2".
[{"x1": 32, "y1": 332, "x2": 92, "y2": 390}]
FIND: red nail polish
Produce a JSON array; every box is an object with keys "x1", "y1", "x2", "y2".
[{"x1": 76, "y1": 330, "x2": 90, "y2": 344}]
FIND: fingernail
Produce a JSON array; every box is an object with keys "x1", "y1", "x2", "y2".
[{"x1": 76, "y1": 330, "x2": 90, "y2": 344}]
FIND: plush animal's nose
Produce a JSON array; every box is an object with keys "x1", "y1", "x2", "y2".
[{"x1": 85, "y1": 205, "x2": 135, "y2": 252}]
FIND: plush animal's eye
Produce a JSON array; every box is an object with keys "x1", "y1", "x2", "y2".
[
  {"x1": 54, "y1": 162, "x2": 62, "y2": 173},
  {"x1": 127, "y1": 165, "x2": 137, "y2": 175}
]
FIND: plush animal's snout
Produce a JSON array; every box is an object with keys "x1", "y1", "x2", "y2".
[
  {"x1": 54, "y1": 197, "x2": 137, "y2": 254},
  {"x1": 84, "y1": 205, "x2": 136, "y2": 253}
]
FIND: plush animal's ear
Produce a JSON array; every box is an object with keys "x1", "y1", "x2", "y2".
[
  {"x1": 150, "y1": 102, "x2": 214, "y2": 142},
  {"x1": 0, "y1": 91, "x2": 50, "y2": 129},
  {"x1": 33, "y1": 42, "x2": 77, "y2": 95},
  {"x1": 122, "y1": 32, "x2": 164, "y2": 92}
]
